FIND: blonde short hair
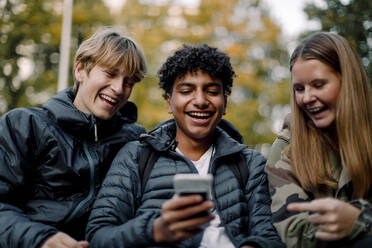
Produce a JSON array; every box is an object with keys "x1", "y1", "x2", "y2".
[{"x1": 73, "y1": 27, "x2": 147, "y2": 93}]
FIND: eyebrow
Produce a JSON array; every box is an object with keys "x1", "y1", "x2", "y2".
[
  {"x1": 292, "y1": 78, "x2": 327, "y2": 86},
  {"x1": 175, "y1": 81, "x2": 222, "y2": 89}
]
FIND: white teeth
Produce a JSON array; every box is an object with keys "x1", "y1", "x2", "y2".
[
  {"x1": 308, "y1": 107, "x2": 322, "y2": 113},
  {"x1": 100, "y1": 94, "x2": 117, "y2": 104},
  {"x1": 189, "y1": 112, "x2": 211, "y2": 117}
]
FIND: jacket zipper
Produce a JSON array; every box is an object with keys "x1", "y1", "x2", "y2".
[
  {"x1": 64, "y1": 142, "x2": 96, "y2": 223},
  {"x1": 94, "y1": 117, "x2": 98, "y2": 142}
]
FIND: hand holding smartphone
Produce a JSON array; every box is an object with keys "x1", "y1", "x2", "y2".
[
  {"x1": 153, "y1": 174, "x2": 215, "y2": 243},
  {"x1": 173, "y1": 174, "x2": 214, "y2": 224}
]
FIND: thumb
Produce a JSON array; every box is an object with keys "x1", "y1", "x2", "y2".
[{"x1": 78, "y1": 241, "x2": 89, "y2": 248}]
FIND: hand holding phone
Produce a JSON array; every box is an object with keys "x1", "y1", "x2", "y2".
[
  {"x1": 152, "y1": 174, "x2": 215, "y2": 244},
  {"x1": 173, "y1": 174, "x2": 214, "y2": 226}
]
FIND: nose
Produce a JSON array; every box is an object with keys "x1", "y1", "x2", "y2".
[
  {"x1": 193, "y1": 90, "x2": 209, "y2": 109},
  {"x1": 111, "y1": 77, "x2": 124, "y2": 95},
  {"x1": 303, "y1": 87, "x2": 315, "y2": 104}
]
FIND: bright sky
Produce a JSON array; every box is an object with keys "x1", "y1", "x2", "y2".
[
  {"x1": 105, "y1": 0, "x2": 323, "y2": 38},
  {"x1": 262, "y1": 0, "x2": 324, "y2": 37}
]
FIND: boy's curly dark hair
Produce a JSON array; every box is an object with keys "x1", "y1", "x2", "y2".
[{"x1": 158, "y1": 44, "x2": 236, "y2": 99}]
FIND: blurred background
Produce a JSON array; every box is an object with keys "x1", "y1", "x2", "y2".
[{"x1": 0, "y1": 0, "x2": 370, "y2": 155}]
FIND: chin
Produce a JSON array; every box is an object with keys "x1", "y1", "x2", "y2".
[
  {"x1": 95, "y1": 112, "x2": 114, "y2": 120},
  {"x1": 313, "y1": 120, "x2": 334, "y2": 129}
]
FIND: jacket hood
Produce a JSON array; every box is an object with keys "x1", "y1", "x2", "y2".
[
  {"x1": 140, "y1": 118, "x2": 246, "y2": 156},
  {"x1": 43, "y1": 88, "x2": 139, "y2": 140}
]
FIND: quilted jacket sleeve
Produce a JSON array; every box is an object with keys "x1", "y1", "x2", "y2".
[
  {"x1": 239, "y1": 150, "x2": 285, "y2": 248},
  {"x1": 0, "y1": 110, "x2": 58, "y2": 248},
  {"x1": 86, "y1": 142, "x2": 159, "y2": 248}
]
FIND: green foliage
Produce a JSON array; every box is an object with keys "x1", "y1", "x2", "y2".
[
  {"x1": 304, "y1": 0, "x2": 372, "y2": 84},
  {"x1": 117, "y1": 0, "x2": 290, "y2": 147},
  {"x1": 0, "y1": 0, "x2": 290, "y2": 148},
  {"x1": 0, "y1": 0, "x2": 113, "y2": 114}
]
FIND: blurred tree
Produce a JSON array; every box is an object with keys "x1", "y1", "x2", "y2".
[
  {"x1": 114, "y1": 0, "x2": 290, "y2": 147},
  {"x1": 1, "y1": 0, "x2": 290, "y2": 148},
  {"x1": 0, "y1": 0, "x2": 113, "y2": 114},
  {"x1": 304, "y1": 0, "x2": 372, "y2": 84}
]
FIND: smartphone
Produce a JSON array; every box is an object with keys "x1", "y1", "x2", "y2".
[
  {"x1": 173, "y1": 173, "x2": 213, "y2": 225},
  {"x1": 173, "y1": 173, "x2": 213, "y2": 201}
]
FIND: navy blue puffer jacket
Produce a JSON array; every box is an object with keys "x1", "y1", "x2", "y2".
[
  {"x1": 86, "y1": 119, "x2": 283, "y2": 248},
  {"x1": 0, "y1": 88, "x2": 145, "y2": 248}
]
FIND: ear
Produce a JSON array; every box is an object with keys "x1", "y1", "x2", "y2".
[
  {"x1": 223, "y1": 95, "x2": 227, "y2": 115},
  {"x1": 74, "y1": 62, "x2": 85, "y2": 83},
  {"x1": 166, "y1": 93, "x2": 173, "y2": 114}
]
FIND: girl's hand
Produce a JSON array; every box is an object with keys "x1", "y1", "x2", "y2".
[{"x1": 288, "y1": 198, "x2": 361, "y2": 241}]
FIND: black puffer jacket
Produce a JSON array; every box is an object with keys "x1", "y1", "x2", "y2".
[
  {"x1": 0, "y1": 88, "x2": 145, "y2": 248},
  {"x1": 86, "y1": 119, "x2": 284, "y2": 248}
]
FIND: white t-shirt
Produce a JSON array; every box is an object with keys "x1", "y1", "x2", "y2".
[{"x1": 176, "y1": 146, "x2": 235, "y2": 248}]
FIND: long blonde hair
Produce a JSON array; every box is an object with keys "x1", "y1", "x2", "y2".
[{"x1": 289, "y1": 32, "x2": 372, "y2": 198}]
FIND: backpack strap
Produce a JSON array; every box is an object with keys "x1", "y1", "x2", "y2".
[
  {"x1": 139, "y1": 145, "x2": 248, "y2": 195},
  {"x1": 138, "y1": 145, "x2": 160, "y2": 196},
  {"x1": 227, "y1": 153, "x2": 248, "y2": 190}
]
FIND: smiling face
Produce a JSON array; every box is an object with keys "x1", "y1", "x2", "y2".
[
  {"x1": 167, "y1": 70, "x2": 226, "y2": 146},
  {"x1": 73, "y1": 63, "x2": 137, "y2": 120},
  {"x1": 292, "y1": 59, "x2": 341, "y2": 129}
]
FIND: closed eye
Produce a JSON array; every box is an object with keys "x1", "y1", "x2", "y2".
[
  {"x1": 105, "y1": 70, "x2": 116, "y2": 78},
  {"x1": 177, "y1": 86, "x2": 193, "y2": 94},
  {"x1": 293, "y1": 85, "x2": 304, "y2": 92},
  {"x1": 180, "y1": 89, "x2": 192, "y2": 94},
  {"x1": 205, "y1": 84, "x2": 222, "y2": 96},
  {"x1": 207, "y1": 90, "x2": 219, "y2": 95}
]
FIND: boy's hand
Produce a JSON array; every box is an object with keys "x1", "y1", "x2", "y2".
[
  {"x1": 153, "y1": 194, "x2": 214, "y2": 243},
  {"x1": 42, "y1": 232, "x2": 89, "y2": 248},
  {"x1": 288, "y1": 197, "x2": 361, "y2": 241}
]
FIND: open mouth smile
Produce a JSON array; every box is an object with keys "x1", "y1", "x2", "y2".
[
  {"x1": 100, "y1": 94, "x2": 118, "y2": 106},
  {"x1": 306, "y1": 106, "x2": 328, "y2": 115},
  {"x1": 187, "y1": 111, "x2": 214, "y2": 119}
]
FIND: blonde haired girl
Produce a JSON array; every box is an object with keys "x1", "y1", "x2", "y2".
[{"x1": 266, "y1": 32, "x2": 372, "y2": 248}]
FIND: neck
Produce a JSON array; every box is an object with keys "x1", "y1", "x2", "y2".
[{"x1": 176, "y1": 133, "x2": 214, "y2": 161}]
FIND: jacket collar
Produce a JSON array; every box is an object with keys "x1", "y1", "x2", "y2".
[
  {"x1": 43, "y1": 88, "x2": 138, "y2": 141},
  {"x1": 141, "y1": 119, "x2": 246, "y2": 157}
]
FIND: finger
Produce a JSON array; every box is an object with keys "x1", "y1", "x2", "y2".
[
  {"x1": 163, "y1": 200, "x2": 214, "y2": 223},
  {"x1": 315, "y1": 230, "x2": 343, "y2": 241},
  {"x1": 308, "y1": 213, "x2": 329, "y2": 225},
  {"x1": 309, "y1": 212, "x2": 342, "y2": 227},
  {"x1": 42, "y1": 232, "x2": 78, "y2": 248},
  {"x1": 288, "y1": 198, "x2": 335, "y2": 213},
  {"x1": 78, "y1": 241, "x2": 89, "y2": 248},
  {"x1": 317, "y1": 223, "x2": 343, "y2": 233},
  {"x1": 163, "y1": 195, "x2": 204, "y2": 211},
  {"x1": 170, "y1": 213, "x2": 215, "y2": 232},
  {"x1": 59, "y1": 234, "x2": 80, "y2": 247}
]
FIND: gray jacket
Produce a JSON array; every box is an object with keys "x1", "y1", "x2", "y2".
[{"x1": 86, "y1": 119, "x2": 284, "y2": 248}]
